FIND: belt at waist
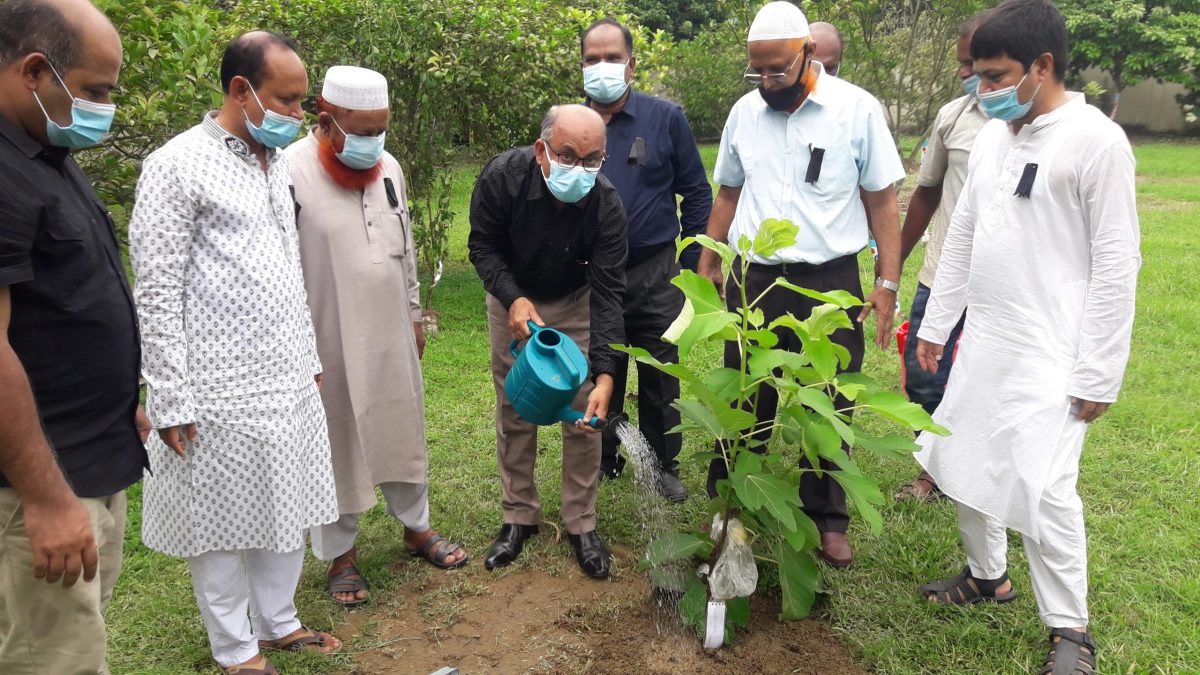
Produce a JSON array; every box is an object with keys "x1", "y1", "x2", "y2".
[
  {"x1": 627, "y1": 241, "x2": 673, "y2": 269},
  {"x1": 745, "y1": 253, "x2": 857, "y2": 277}
]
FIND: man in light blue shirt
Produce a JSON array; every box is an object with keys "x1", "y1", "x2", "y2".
[{"x1": 696, "y1": 1, "x2": 905, "y2": 568}]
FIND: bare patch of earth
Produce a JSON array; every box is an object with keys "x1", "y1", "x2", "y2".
[{"x1": 336, "y1": 547, "x2": 864, "y2": 675}]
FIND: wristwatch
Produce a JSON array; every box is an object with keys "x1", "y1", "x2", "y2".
[{"x1": 874, "y1": 277, "x2": 900, "y2": 293}]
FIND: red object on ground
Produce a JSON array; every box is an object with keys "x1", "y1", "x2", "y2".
[{"x1": 896, "y1": 321, "x2": 910, "y2": 394}]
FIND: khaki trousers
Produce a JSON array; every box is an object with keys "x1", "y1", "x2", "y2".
[
  {"x1": 487, "y1": 290, "x2": 601, "y2": 535},
  {"x1": 0, "y1": 488, "x2": 127, "y2": 675}
]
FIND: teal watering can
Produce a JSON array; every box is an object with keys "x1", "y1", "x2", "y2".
[{"x1": 506, "y1": 321, "x2": 606, "y2": 430}]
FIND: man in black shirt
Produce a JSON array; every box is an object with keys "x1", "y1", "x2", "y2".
[
  {"x1": 469, "y1": 104, "x2": 626, "y2": 579},
  {"x1": 0, "y1": 0, "x2": 147, "y2": 672}
]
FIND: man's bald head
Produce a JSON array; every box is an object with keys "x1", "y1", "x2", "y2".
[
  {"x1": 809, "y1": 22, "x2": 844, "y2": 76},
  {"x1": 0, "y1": 0, "x2": 122, "y2": 146},
  {"x1": 534, "y1": 104, "x2": 607, "y2": 194},
  {"x1": 0, "y1": 0, "x2": 119, "y2": 71}
]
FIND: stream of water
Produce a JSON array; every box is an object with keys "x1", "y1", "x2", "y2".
[{"x1": 611, "y1": 419, "x2": 691, "y2": 636}]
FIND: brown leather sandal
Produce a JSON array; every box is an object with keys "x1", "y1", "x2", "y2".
[
  {"x1": 258, "y1": 625, "x2": 342, "y2": 654},
  {"x1": 895, "y1": 471, "x2": 945, "y2": 502},
  {"x1": 219, "y1": 654, "x2": 278, "y2": 674}
]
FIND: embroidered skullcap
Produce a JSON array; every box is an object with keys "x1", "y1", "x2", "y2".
[
  {"x1": 747, "y1": 2, "x2": 811, "y2": 42},
  {"x1": 321, "y1": 65, "x2": 388, "y2": 111}
]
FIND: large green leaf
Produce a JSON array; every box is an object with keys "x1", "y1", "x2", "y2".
[
  {"x1": 774, "y1": 279, "x2": 863, "y2": 309},
  {"x1": 675, "y1": 399, "x2": 757, "y2": 439},
  {"x1": 781, "y1": 511, "x2": 821, "y2": 552},
  {"x1": 768, "y1": 316, "x2": 837, "y2": 381},
  {"x1": 831, "y1": 470, "x2": 885, "y2": 534},
  {"x1": 861, "y1": 390, "x2": 950, "y2": 435},
  {"x1": 703, "y1": 367, "x2": 745, "y2": 403},
  {"x1": 614, "y1": 345, "x2": 698, "y2": 384},
  {"x1": 774, "y1": 538, "x2": 820, "y2": 620},
  {"x1": 802, "y1": 303, "x2": 853, "y2": 338},
  {"x1": 782, "y1": 406, "x2": 843, "y2": 460},
  {"x1": 730, "y1": 467, "x2": 801, "y2": 531},
  {"x1": 751, "y1": 218, "x2": 800, "y2": 258},
  {"x1": 853, "y1": 429, "x2": 921, "y2": 462},
  {"x1": 667, "y1": 270, "x2": 741, "y2": 358},
  {"x1": 746, "y1": 345, "x2": 810, "y2": 380},
  {"x1": 679, "y1": 234, "x2": 735, "y2": 270},
  {"x1": 678, "y1": 576, "x2": 707, "y2": 639},
  {"x1": 744, "y1": 328, "x2": 780, "y2": 348},
  {"x1": 644, "y1": 533, "x2": 713, "y2": 567}
]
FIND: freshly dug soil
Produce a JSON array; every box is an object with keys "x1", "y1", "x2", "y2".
[{"x1": 340, "y1": 549, "x2": 864, "y2": 675}]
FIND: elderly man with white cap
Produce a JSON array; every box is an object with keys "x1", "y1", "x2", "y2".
[
  {"x1": 288, "y1": 65, "x2": 469, "y2": 607},
  {"x1": 697, "y1": 1, "x2": 905, "y2": 568}
]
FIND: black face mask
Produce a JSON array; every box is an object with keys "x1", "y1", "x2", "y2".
[{"x1": 759, "y1": 55, "x2": 809, "y2": 112}]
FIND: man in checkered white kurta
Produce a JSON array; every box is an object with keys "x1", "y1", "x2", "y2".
[{"x1": 130, "y1": 32, "x2": 339, "y2": 674}]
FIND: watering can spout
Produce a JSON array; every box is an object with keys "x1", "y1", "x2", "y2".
[{"x1": 560, "y1": 406, "x2": 607, "y2": 430}]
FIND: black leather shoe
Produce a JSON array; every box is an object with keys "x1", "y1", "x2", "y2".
[
  {"x1": 484, "y1": 524, "x2": 538, "y2": 571},
  {"x1": 568, "y1": 530, "x2": 611, "y2": 578},
  {"x1": 658, "y1": 471, "x2": 688, "y2": 502}
]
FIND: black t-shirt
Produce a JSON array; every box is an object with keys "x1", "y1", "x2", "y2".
[{"x1": 0, "y1": 115, "x2": 146, "y2": 497}]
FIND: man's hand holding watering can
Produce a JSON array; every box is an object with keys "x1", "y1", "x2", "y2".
[
  {"x1": 508, "y1": 298, "x2": 545, "y2": 340},
  {"x1": 579, "y1": 374, "x2": 613, "y2": 434}
]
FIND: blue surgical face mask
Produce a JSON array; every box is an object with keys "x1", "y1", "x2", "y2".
[
  {"x1": 332, "y1": 117, "x2": 385, "y2": 170},
  {"x1": 243, "y1": 83, "x2": 301, "y2": 148},
  {"x1": 542, "y1": 145, "x2": 598, "y2": 204},
  {"x1": 961, "y1": 73, "x2": 980, "y2": 98},
  {"x1": 31, "y1": 61, "x2": 116, "y2": 150},
  {"x1": 582, "y1": 60, "x2": 629, "y2": 104},
  {"x1": 978, "y1": 71, "x2": 1041, "y2": 121}
]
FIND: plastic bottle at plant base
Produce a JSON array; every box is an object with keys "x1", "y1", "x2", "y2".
[{"x1": 706, "y1": 514, "x2": 758, "y2": 601}]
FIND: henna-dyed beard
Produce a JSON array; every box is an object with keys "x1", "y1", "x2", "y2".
[{"x1": 317, "y1": 133, "x2": 382, "y2": 191}]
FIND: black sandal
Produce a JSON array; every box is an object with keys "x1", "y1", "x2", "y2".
[
  {"x1": 918, "y1": 566, "x2": 1018, "y2": 605},
  {"x1": 326, "y1": 563, "x2": 369, "y2": 608},
  {"x1": 1041, "y1": 628, "x2": 1097, "y2": 675}
]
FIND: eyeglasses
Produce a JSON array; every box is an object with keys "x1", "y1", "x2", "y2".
[
  {"x1": 744, "y1": 52, "x2": 802, "y2": 86},
  {"x1": 546, "y1": 141, "x2": 605, "y2": 172}
]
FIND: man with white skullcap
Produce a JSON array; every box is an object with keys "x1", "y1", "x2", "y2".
[
  {"x1": 288, "y1": 65, "x2": 469, "y2": 607},
  {"x1": 698, "y1": 1, "x2": 905, "y2": 568}
]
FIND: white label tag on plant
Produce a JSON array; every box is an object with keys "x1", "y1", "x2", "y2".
[{"x1": 703, "y1": 600, "x2": 726, "y2": 649}]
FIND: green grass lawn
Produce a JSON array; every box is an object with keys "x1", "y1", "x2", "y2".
[{"x1": 106, "y1": 139, "x2": 1200, "y2": 674}]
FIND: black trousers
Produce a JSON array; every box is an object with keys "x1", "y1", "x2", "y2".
[
  {"x1": 706, "y1": 255, "x2": 865, "y2": 534},
  {"x1": 601, "y1": 244, "x2": 685, "y2": 477}
]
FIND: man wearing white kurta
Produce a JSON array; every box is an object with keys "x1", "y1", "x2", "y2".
[
  {"x1": 288, "y1": 66, "x2": 467, "y2": 607},
  {"x1": 131, "y1": 33, "x2": 340, "y2": 674},
  {"x1": 913, "y1": 2, "x2": 1139, "y2": 672}
]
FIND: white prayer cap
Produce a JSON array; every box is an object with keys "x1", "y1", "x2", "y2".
[
  {"x1": 321, "y1": 65, "x2": 389, "y2": 111},
  {"x1": 747, "y1": 1, "x2": 811, "y2": 42}
]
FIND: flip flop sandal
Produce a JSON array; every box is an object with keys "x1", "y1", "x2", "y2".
[
  {"x1": 918, "y1": 566, "x2": 1018, "y2": 605},
  {"x1": 326, "y1": 563, "x2": 369, "y2": 608},
  {"x1": 407, "y1": 532, "x2": 469, "y2": 570},
  {"x1": 259, "y1": 626, "x2": 342, "y2": 654},
  {"x1": 219, "y1": 655, "x2": 279, "y2": 674},
  {"x1": 1041, "y1": 628, "x2": 1097, "y2": 675}
]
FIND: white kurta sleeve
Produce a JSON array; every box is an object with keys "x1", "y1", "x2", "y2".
[
  {"x1": 130, "y1": 153, "x2": 198, "y2": 428},
  {"x1": 1067, "y1": 140, "x2": 1141, "y2": 402},
  {"x1": 917, "y1": 169, "x2": 976, "y2": 345}
]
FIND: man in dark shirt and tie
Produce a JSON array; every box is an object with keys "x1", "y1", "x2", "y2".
[
  {"x1": 580, "y1": 19, "x2": 712, "y2": 500},
  {"x1": 0, "y1": 0, "x2": 148, "y2": 671},
  {"x1": 469, "y1": 104, "x2": 626, "y2": 580}
]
